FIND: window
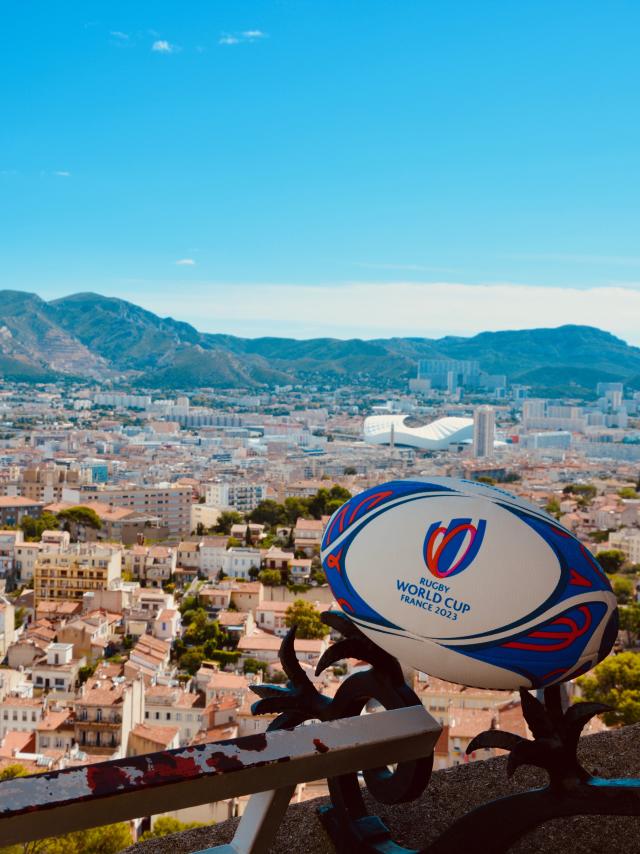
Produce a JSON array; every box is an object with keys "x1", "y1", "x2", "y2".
[
  {"x1": 155, "y1": 712, "x2": 160, "y2": 720},
  {"x1": 165, "y1": 712, "x2": 171, "y2": 721},
  {"x1": 145, "y1": 711, "x2": 149, "y2": 719}
]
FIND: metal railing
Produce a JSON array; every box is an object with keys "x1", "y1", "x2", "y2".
[{"x1": 0, "y1": 705, "x2": 440, "y2": 854}]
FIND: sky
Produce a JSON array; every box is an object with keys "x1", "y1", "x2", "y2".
[{"x1": 2, "y1": 1, "x2": 640, "y2": 342}]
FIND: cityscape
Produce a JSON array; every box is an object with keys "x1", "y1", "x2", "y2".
[
  {"x1": 0, "y1": 312, "x2": 636, "y2": 845},
  {"x1": 3, "y1": 1, "x2": 640, "y2": 851}
]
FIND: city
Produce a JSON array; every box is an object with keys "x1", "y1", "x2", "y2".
[{"x1": 0, "y1": 338, "x2": 636, "y2": 846}]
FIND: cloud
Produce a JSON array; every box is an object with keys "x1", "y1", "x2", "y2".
[
  {"x1": 53, "y1": 171, "x2": 71, "y2": 177},
  {"x1": 141, "y1": 281, "x2": 640, "y2": 344},
  {"x1": 175, "y1": 258, "x2": 196, "y2": 266},
  {"x1": 219, "y1": 30, "x2": 268, "y2": 45},
  {"x1": 110, "y1": 31, "x2": 129, "y2": 40},
  {"x1": 152, "y1": 40, "x2": 175, "y2": 53}
]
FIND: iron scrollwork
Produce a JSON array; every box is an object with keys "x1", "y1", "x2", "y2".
[{"x1": 251, "y1": 612, "x2": 640, "y2": 854}]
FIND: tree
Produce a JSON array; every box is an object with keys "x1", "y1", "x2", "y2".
[
  {"x1": 19, "y1": 512, "x2": 58, "y2": 541},
  {"x1": 243, "y1": 657, "x2": 269, "y2": 674},
  {"x1": 596, "y1": 549, "x2": 626, "y2": 574},
  {"x1": 179, "y1": 649, "x2": 204, "y2": 675},
  {"x1": 248, "y1": 566, "x2": 260, "y2": 581},
  {"x1": 214, "y1": 511, "x2": 244, "y2": 535},
  {"x1": 285, "y1": 600, "x2": 330, "y2": 639},
  {"x1": 56, "y1": 506, "x2": 102, "y2": 531},
  {"x1": 619, "y1": 603, "x2": 640, "y2": 648},
  {"x1": 618, "y1": 487, "x2": 639, "y2": 499},
  {"x1": 183, "y1": 610, "x2": 220, "y2": 646},
  {"x1": 0, "y1": 763, "x2": 28, "y2": 781},
  {"x1": 258, "y1": 569, "x2": 282, "y2": 587},
  {"x1": 613, "y1": 576, "x2": 634, "y2": 605},
  {"x1": 249, "y1": 500, "x2": 287, "y2": 527},
  {"x1": 577, "y1": 652, "x2": 640, "y2": 726},
  {"x1": 140, "y1": 817, "x2": 205, "y2": 840},
  {"x1": 283, "y1": 497, "x2": 311, "y2": 525},
  {"x1": 0, "y1": 822, "x2": 132, "y2": 854},
  {"x1": 544, "y1": 499, "x2": 561, "y2": 518}
]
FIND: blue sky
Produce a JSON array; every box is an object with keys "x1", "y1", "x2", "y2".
[{"x1": 2, "y1": 1, "x2": 640, "y2": 341}]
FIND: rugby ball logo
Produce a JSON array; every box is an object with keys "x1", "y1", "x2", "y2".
[{"x1": 423, "y1": 518, "x2": 486, "y2": 579}]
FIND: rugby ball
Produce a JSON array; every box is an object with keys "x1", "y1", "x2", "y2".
[{"x1": 321, "y1": 477, "x2": 617, "y2": 690}]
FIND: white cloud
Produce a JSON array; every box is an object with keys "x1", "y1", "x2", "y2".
[
  {"x1": 53, "y1": 171, "x2": 71, "y2": 177},
  {"x1": 219, "y1": 30, "x2": 268, "y2": 45},
  {"x1": 142, "y1": 281, "x2": 640, "y2": 344},
  {"x1": 110, "y1": 31, "x2": 129, "y2": 40},
  {"x1": 152, "y1": 40, "x2": 175, "y2": 53},
  {"x1": 175, "y1": 258, "x2": 196, "y2": 266}
]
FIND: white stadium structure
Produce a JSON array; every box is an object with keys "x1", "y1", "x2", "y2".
[{"x1": 363, "y1": 414, "x2": 474, "y2": 451}]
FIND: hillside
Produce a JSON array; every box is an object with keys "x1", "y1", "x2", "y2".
[{"x1": 0, "y1": 290, "x2": 637, "y2": 392}]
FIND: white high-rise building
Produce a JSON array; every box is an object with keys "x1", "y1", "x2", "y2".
[{"x1": 473, "y1": 406, "x2": 495, "y2": 458}]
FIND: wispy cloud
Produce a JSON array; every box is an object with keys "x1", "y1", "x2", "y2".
[
  {"x1": 152, "y1": 40, "x2": 176, "y2": 53},
  {"x1": 175, "y1": 258, "x2": 196, "y2": 266},
  {"x1": 110, "y1": 31, "x2": 129, "y2": 40},
  {"x1": 219, "y1": 30, "x2": 268, "y2": 45},
  {"x1": 53, "y1": 171, "x2": 71, "y2": 177}
]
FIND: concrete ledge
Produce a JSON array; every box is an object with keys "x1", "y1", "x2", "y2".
[{"x1": 124, "y1": 724, "x2": 640, "y2": 854}]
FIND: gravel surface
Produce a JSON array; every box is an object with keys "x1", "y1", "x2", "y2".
[{"x1": 124, "y1": 724, "x2": 640, "y2": 853}]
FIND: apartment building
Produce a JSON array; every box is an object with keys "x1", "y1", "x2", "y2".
[
  {"x1": 32, "y1": 643, "x2": 84, "y2": 694},
  {"x1": 0, "y1": 497, "x2": 44, "y2": 527},
  {"x1": 34, "y1": 543, "x2": 122, "y2": 605},
  {"x1": 205, "y1": 482, "x2": 266, "y2": 513},
  {"x1": 20, "y1": 465, "x2": 89, "y2": 503},
  {"x1": 124, "y1": 545, "x2": 176, "y2": 588},
  {"x1": 144, "y1": 685, "x2": 213, "y2": 746},
  {"x1": 74, "y1": 666, "x2": 144, "y2": 757},
  {"x1": 99, "y1": 487, "x2": 193, "y2": 536}
]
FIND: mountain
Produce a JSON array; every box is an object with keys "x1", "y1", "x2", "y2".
[{"x1": 0, "y1": 290, "x2": 637, "y2": 393}]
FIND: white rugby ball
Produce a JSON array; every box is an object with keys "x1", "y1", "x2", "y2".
[{"x1": 321, "y1": 477, "x2": 617, "y2": 690}]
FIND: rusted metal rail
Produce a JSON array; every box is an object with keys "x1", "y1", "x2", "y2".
[{"x1": 0, "y1": 705, "x2": 441, "y2": 854}]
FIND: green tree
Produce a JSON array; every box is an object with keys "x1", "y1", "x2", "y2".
[
  {"x1": 56, "y1": 506, "x2": 102, "y2": 531},
  {"x1": 179, "y1": 649, "x2": 204, "y2": 675},
  {"x1": 618, "y1": 487, "x2": 639, "y2": 499},
  {"x1": 596, "y1": 549, "x2": 626, "y2": 574},
  {"x1": 19, "y1": 512, "x2": 59, "y2": 541},
  {"x1": 183, "y1": 610, "x2": 220, "y2": 646},
  {"x1": 214, "y1": 511, "x2": 244, "y2": 535},
  {"x1": 285, "y1": 600, "x2": 330, "y2": 639},
  {"x1": 544, "y1": 498, "x2": 561, "y2": 518},
  {"x1": 619, "y1": 603, "x2": 640, "y2": 647},
  {"x1": 577, "y1": 652, "x2": 640, "y2": 726},
  {"x1": 140, "y1": 817, "x2": 204, "y2": 840},
  {"x1": 283, "y1": 497, "x2": 311, "y2": 525},
  {"x1": 0, "y1": 822, "x2": 132, "y2": 854},
  {"x1": 258, "y1": 569, "x2": 282, "y2": 587},
  {"x1": 613, "y1": 576, "x2": 634, "y2": 605},
  {"x1": 0, "y1": 763, "x2": 28, "y2": 781},
  {"x1": 243, "y1": 657, "x2": 269, "y2": 674},
  {"x1": 249, "y1": 500, "x2": 287, "y2": 527}
]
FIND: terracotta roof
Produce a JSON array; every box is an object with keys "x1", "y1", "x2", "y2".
[{"x1": 131, "y1": 723, "x2": 179, "y2": 747}]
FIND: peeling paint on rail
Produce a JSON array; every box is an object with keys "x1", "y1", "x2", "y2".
[{"x1": 0, "y1": 732, "x2": 288, "y2": 816}]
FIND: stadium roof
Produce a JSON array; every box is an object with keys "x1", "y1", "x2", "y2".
[{"x1": 363, "y1": 415, "x2": 473, "y2": 450}]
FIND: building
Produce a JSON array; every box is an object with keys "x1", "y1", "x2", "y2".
[
  {"x1": 74, "y1": 665, "x2": 144, "y2": 757},
  {"x1": 205, "y1": 483, "x2": 267, "y2": 513},
  {"x1": 124, "y1": 545, "x2": 176, "y2": 587},
  {"x1": 34, "y1": 544, "x2": 122, "y2": 605},
  {"x1": 472, "y1": 406, "x2": 495, "y2": 459},
  {"x1": 363, "y1": 415, "x2": 474, "y2": 451},
  {"x1": 32, "y1": 643, "x2": 84, "y2": 694},
  {"x1": 0, "y1": 497, "x2": 44, "y2": 527},
  {"x1": 417, "y1": 359, "x2": 481, "y2": 390},
  {"x1": 87, "y1": 487, "x2": 192, "y2": 537}
]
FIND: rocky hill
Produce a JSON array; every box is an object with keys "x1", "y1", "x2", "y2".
[{"x1": 0, "y1": 290, "x2": 637, "y2": 393}]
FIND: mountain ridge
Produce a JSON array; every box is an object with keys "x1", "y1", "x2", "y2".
[{"x1": 0, "y1": 290, "x2": 636, "y2": 393}]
